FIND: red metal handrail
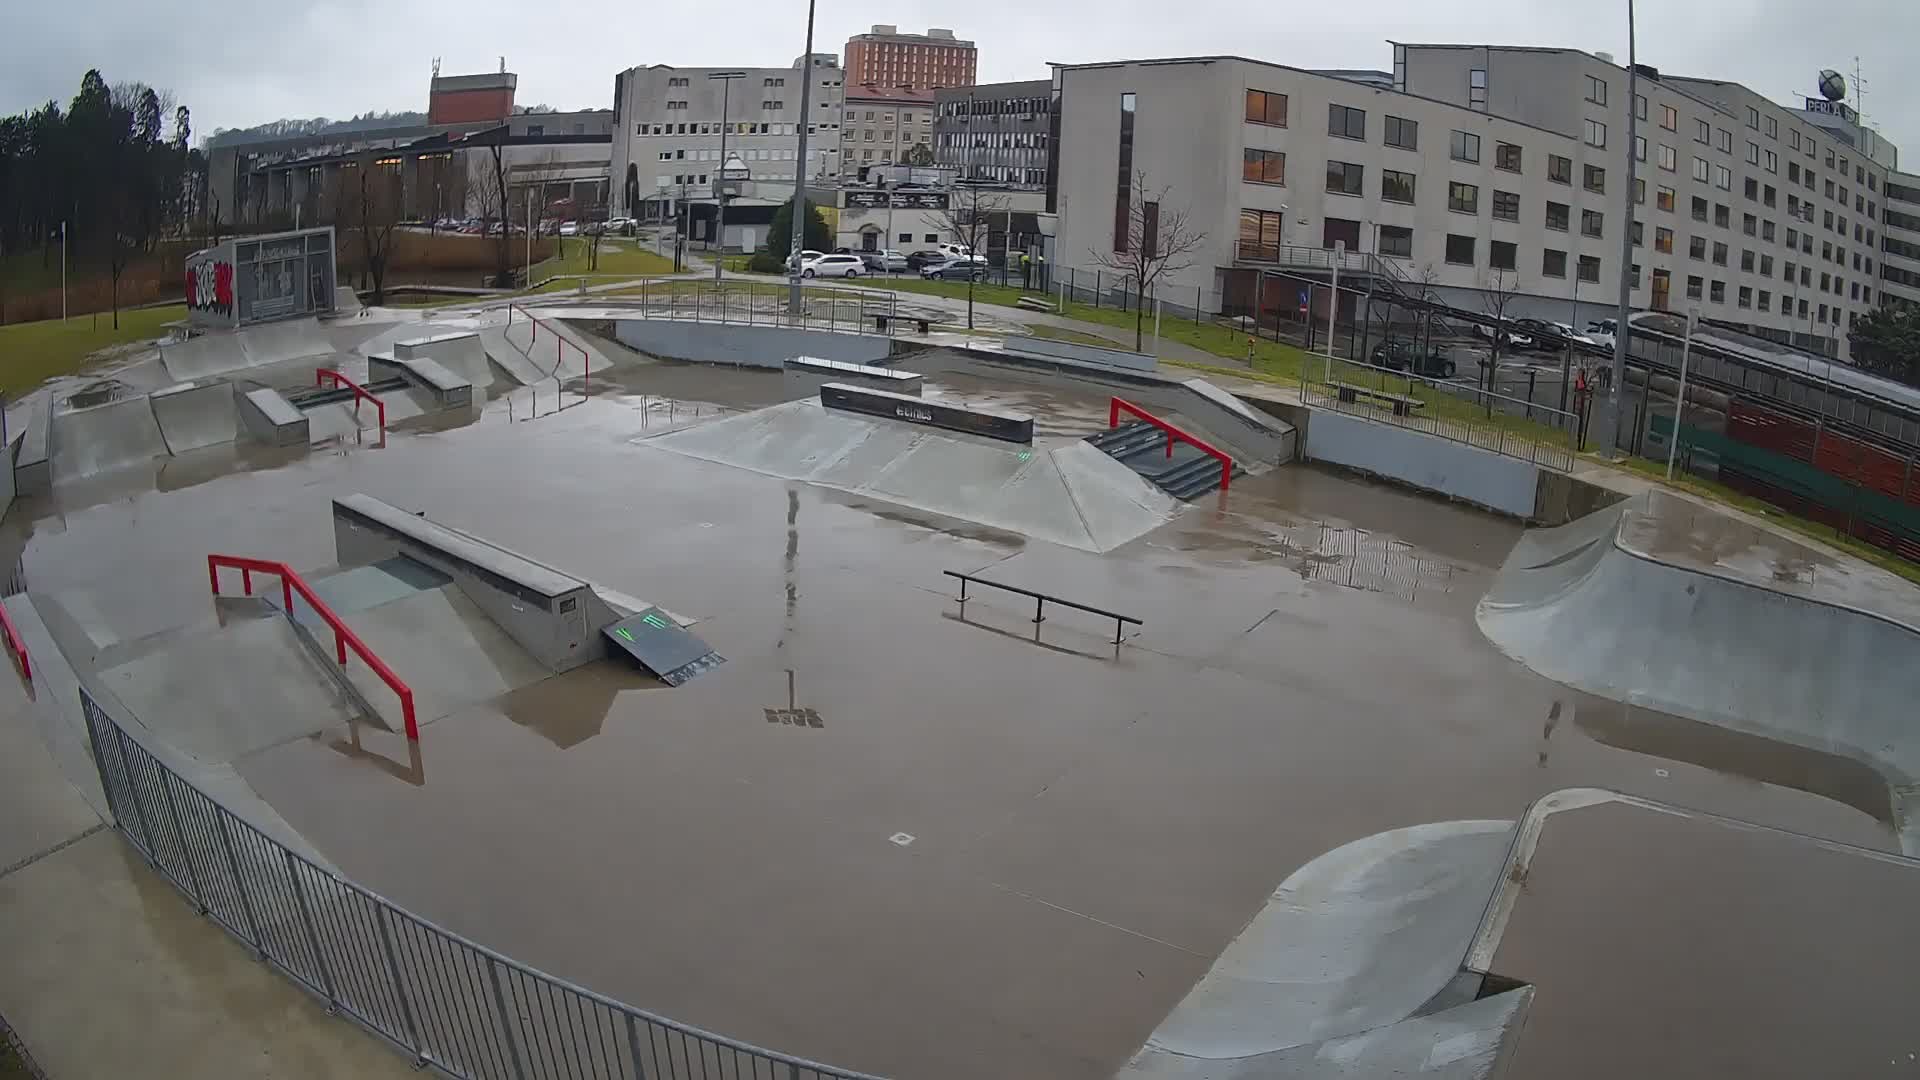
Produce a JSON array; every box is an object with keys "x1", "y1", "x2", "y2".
[
  {"x1": 1109, "y1": 397, "x2": 1234, "y2": 492},
  {"x1": 507, "y1": 303, "x2": 591, "y2": 396},
  {"x1": 0, "y1": 599, "x2": 30, "y2": 684},
  {"x1": 315, "y1": 368, "x2": 387, "y2": 441},
  {"x1": 207, "y1": 554, "x2": 419, "y2": 740}
]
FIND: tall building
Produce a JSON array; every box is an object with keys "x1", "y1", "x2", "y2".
[
  {"x1": 609, "y1": 57, "x2": 845, "y2": 246},
  {"x1": 839, "y1": 87, "x2": 934, "y2": 182},
  {"x1": 1050, "y1": 45, "x2": 1902, "y2": 361},
  {"x1": 843, "y1": 26, "x2": 976, "y2": 93},
  {"x1": 933, "y1": 80, "x2": 1052, "y2": 189},
  {"x1": 1882, "y1": 171, "x2": 1920, "y2": 307}
]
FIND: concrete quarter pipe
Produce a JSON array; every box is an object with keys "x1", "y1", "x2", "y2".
[{"x1": 1477, "y1": 490, "x2": 1920, "y2": 852}]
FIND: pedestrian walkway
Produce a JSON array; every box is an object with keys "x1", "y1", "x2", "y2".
[{"x1": 0, "y1": 674, "x2": 413, "y2": 1079}]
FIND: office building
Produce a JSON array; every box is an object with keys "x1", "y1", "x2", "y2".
[
  {"x1": 843, "y1": 26, "x2": 976, "y2": 93},
  {"x1": 1051, "y1": 45, "x2": 1901, "y2": 361},
  {"x1": 610, "y1": 57, "x2": 845, "y2": 244},
  {"x1": 933, "y1": 80, "x2": 1053, "y2": 189},
  {"x1": 840, "y1": 87, "x2": 934, "y2": 182},
  {"x1": 1880, "y1": 171, "x2": 1920, "y2": 308}
]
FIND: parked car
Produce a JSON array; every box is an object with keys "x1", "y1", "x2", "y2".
[
  {"x1": 936, "y1": 242, "x2": 986, "y2": 264},
  {"x1": 922, "y1": 259, "x2": 985, "y2": 281},
  {"x1": 1473, "y1": 321, "x2": 1534, "y2": 351},
  {"x1": 1585, "y1": 319, "x2": 1618, "y2": 350},
  {"x1": 558, "y1": 221, "x2": 579, "y2": 237},
  {"x1": 905, "y1": 249, "x2": 945, "y2": 270},
  {"x1": 1370, "y1": 340, "x2": 1457, "y2": 379},
  {"x1": 861, "y1": 249, "x2": 910, "y2": 273},
  {"x1": 801, "y1": 253, "x2": 865, "y2": 279},
  {"x1": 606, "y1": 216, "x2": 635, "y2": 236},
  {"x1": 786, "y1": 249, "x2": 826, "y2": 272}
]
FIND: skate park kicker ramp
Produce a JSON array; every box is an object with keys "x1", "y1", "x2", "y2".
[
  {"x1": 642, "y1": 398, "x2": 1183, "y2": 553},
  {"x1": 1478, "y1": 489, "x2": 1920, "y2": 852}
]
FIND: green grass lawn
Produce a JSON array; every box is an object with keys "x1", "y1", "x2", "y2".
[
  {"x1": 1023, "y1": 324, "x2": 1126, "y2": 348},
  {"x1": 0, "y1": 305, "x2": 185, "y2": 395},
  {"x1": 531, "y1": 239, "x2": 677, "y2": 283}
]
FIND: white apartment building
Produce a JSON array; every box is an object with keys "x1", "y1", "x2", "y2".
[
  {"x1": 609, "y1": 56, "x2": 845, "y2": 230},
  {"x1": 1882, "y1": 171, "x2": 1920, "y2": 307},
  {"x1": 1053, "y1": 47, "x2": 1900, "y2": 361},
  {"x1": 839, "y1": 88, "x2": 935, "y2": 182}
]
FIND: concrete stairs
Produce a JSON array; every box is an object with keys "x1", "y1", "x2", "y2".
[{"x1": 1087, "y1": 420, "x2": 1240, "y2": 500}]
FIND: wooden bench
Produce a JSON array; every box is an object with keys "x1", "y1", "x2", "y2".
[
  {"x1": 870, "y1": 313, "x2": 933, "y2": 334},
  {"x1": 1015, "y1": 296, "x2": 1057, "y2": 313},
  {"x1": 1331, "y1": 381, "x2": 1426, "y2": 417}
]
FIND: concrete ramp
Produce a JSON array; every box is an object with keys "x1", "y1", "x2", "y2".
[
  {"x1": 644, "y1": 399, "x2": 1183, "y2": 552},
  {"x1": 160, "y1": 317, "x2": 334, "y2": 382},
  {"x1": 328, "y1": 583, "x2": 551, "y2": 729},
  {"x1": 52, "y1": 395, "x2": 168, "y2": 480},
  {"x1": 479, "y1": 327, "x2": 555, "y2": 387},
  {"x1": 240, "y1": 316, "x2": 334, "y2": 367},
  {"x1": 149, "y1": 381, "x2": 239, "y2": 455},
  {"x1": 159, "y1": 332, "x2": 251, "y2": 381},
  {"x1": 512, "y1": 311, "x2": 613, "y2": 379},
  {"x1": 1478, "y1": 491, "x2": 1920, "y2": 853}
]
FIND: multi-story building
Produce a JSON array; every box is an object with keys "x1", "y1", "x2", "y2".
[
  {"x1": 1880, "y1": 171, "x2": 1920, "y2": 307},
  {"x1": 609, "y1": 56, "x2": 845, "y2": 245},
  {"x1": 933, "y1": 80, "x2": 1052, "y2": 189},
  {"x1": 839, "y1": 87, "x2": 934, "y2": 182},
  {"x1": 1052, "y1": 45, "x2": 1900, "y2": 361},
  {"x1": 843, "y1": 26, "x2": 976, "y2": 93}
]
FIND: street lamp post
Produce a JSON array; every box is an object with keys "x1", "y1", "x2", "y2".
[
  {"x1": 787, "y1": 0, "x2": 818, "y2": 323},
  {"x1": 1604, "y1": 0, "x2": 1641, "y2": 455},
  {"x1": 884, "y1": 83, "x2": 913, "y2": 268},
  {"x1": 709, "y1": 71, "x2": 746, "y2": 285}
]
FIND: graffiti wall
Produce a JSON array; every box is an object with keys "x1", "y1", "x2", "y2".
[
  {"x1": 185, "y1": 227, "x2": 337, "y2": 329},
  {"x1": 184, "y1": 250, "x2": 238, "y2": 328}
]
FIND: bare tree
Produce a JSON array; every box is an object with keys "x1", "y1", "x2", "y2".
[
  {"x1": 467, "y1": 140, "x2": 515, "y2": 286},
  {"x1": 1477, "y1": 267, "x2": 1524, "y2": 411},
  {"x1": 1087, "y1": 169, "x2": 1208, "y2": 351},
  {"x1": 338, "y1": 151, "x2": 403, "y2": 305},
  {"x1": 932, "y1": 184, "x2": 1010, "y2": 330}
]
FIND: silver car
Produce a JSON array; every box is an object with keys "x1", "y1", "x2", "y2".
[{"x1": 861, "y1": 249, "x2": 910, "y2": 273}]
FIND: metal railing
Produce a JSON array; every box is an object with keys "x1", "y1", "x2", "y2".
[
  {"x1": 78, "y1": 684, "x2": 882, "y2": 1080},
  {"x1": 506, "y1": 303, "x2": 593, "y2": 395},
  {"x1": 1299, "y1": 362, "x2": 1581, "y2": 473},
  {"x1": 0, "y1": 598, "x2": 29, "y2": 684},
  {"x1": 943, "y1": 570, "x2": 1142, "y2": 645},
  {"x1": 208, "y1": 554, "x2": 419, "y2": 740},
  {"x1": 596, "y1": 282, "x2": 908, "y2": 338},
  {"x1": 316, "y1": 368, "x2": 388, "y2": 442},
  {"x1": 1110, "y1": 397, "x2": 1234, "y2": 492}
]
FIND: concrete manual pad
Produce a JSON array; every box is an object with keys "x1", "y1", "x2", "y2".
[
  {"x1": 1478, "y1": 490, "x2": 1920, "y2": 852},
  {"x1": 149, "y1": 381, "x2": 239, "y2": 455},
  {"x1": 97, "y1": 611, "x2": 364, "y2": 764},
  {"x1": 51, "y1": 394, "x2": 168, "y2": 480},
  {"x1": 645, "y1": 399, "x2": 1181, "y2": 552}
]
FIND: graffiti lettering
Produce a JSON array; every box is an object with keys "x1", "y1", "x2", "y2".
[{"x1": 185, "y1": 259, "x2": 235, "y2": 316}]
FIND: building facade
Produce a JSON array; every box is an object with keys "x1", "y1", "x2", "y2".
[
  {"x1": 839, "y1": 88, "x2": 934, "y2": 182},
  {"x1": 610, "y1": 58, "x2": 845, "y2": 231},
  {"x1": 1052, "y1": 47, "x2": 1900, "y2": 361},
  {"x1": 428, "y1": 72, "x2": 517, "y2": 126},
  {"x1": 933, "y1": 80, "x2": 1052, "y2": 189},
  {"x1": 843, "y1": 26, "x2": 976, "y2": 93},
  {"x1": 1881, "y1": 171, "x2": 1920, "y2": 308}
]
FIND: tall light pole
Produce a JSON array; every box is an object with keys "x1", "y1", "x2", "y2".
[
  {"x1": 709, "y1": 71, "x2": 746, "y2": 284},
  {"x1": 786, "y1": 0, "x2": 819, "y2": 323},
  {"x1": 1604, "y1": 0, "x2": 1640, "y2": 456},
  {"x1": 884, "y1": 83, "x2": 912, "y2": 264}
]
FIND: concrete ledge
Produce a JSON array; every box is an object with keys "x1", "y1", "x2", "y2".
[
  {"x1": 1003, "y1": 333, "x2": 1157, "y2": 372},
  {"x1": 236, "y1": 387, "x2": 309, "y2": 447},
  {"x1": 819, "y1": 382, "x2": 1033, "y2": 443},
  {"x1": 783, "y1": 355, "x2": 922, "y2": 396},
  {"x1": 369, "y1": 353, "x2": 474, "y2": 410},
  {"x1": 612, "y1": 319, "x2": 891, "y2": 369},
  {"x1": 1305, "y1": 410, "x2": 1539, "y2": 518},
  {"x1": 15, "y1": 392, "x2": 52, "y2": 496}
]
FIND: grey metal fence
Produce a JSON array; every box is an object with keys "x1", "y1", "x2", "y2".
[
  {"x1": 1297, "y1": 362, "x2": 1581, "y2": 473},
  {"x1": 599, "y1": 282, "x2": 904, "y2": 337},
  {"x1": 79, "y1": 687, "x2": 881, "y2": 1080}
]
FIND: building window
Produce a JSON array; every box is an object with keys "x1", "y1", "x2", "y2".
[
  {"x1": 1717, "y1": 128, "x2": 1733, "y2": 153},
  {"x1": 1237, "y1": 208, "x2": 1285, "y2": 260},
  {"x1": 1378, "y1": 225, "x2": 1414, "y2": 258},
  {"x1": 1245, "y1": 89, "x2": 1288, "y2": 127},
  {"x1": 1584, "y1": 119, "x2": 1606, "y2": 148},
  {"x1": 1687, "y1": 274, "x2": 1704, "y2": 300},
  {"x1": 1746, "y1": 141, "x2": 1761, "y2": 166},
  {"x1": 1445, "y1": 234, "x2": 1476, "y2": 265},
  {"x1": 1584, "y1": 164, "x2": 1606, "y2": 194},
  {"x1": 1450, "y1": 130, "x2": 1481, "y2": 163},
  {"x1": 1765, "y1": 150, "x2": 1777, "y2": 174},
  {"x1": 1758, "y1": 290, "x2": 1771, "y2": 312},
  {"x1": 1766, "y1": 116, "x2": 1778, "y2": 139},
  {"x1": 1582, "y1": 209, "x2": 1605, "y2": 238},
  {"x1": 1657, "y1": 186, "x2": 1676, "y2": 212},
  {"x1": 1495, "y1": 142, "x2": 1521, "y2": 172},
  {"x1": 1692, "y1": 157, "x2": 1711, "y2": 183},
  {"x1": 1325, "y1": 160, "x2": 1364, "y2": 196},
  {"x1": 1656, "y1": 226, "x2": 1674, "y2": 253},
  {"x1": 1743, "y1": 213, "x2": 1757, "y2": 236},
  {"x1": 1546, "y1": 201, "x2": 1570, "y2": 231},
  {"x1": 1113, "y1": 92, "x2": 1135, "y2": 253},
  {"x1": 1635, "y1": 178, "x2": 1647, "y2": 204},
  {"x1": 1585, "y1": 75, "x2": 1608, "y2": 105},
  {"x1": 1449, "y1": 181, "x2": 1480, "y2": 214},
  {"x1": 1635, "y1": 135, "x2": 1647, "y2": 163},
  {"x1": 1744, "y1": 177, "x2": 1759, "y2": 201},
  {"x1": 1764, "y1": 185, "x2": 1777, "y2": 207},
  {"x1": 1695, "y1": 118, "x2": 1710, "y2": 144},
  {"x1": 1578, "y1": 255, "x2": 1602, "y2": 283},
  {"x1": 1712, "y1": 241, "x2": 1728, "y2": 266},
  {"x1": 1789, "y1": 161, "x2": 1801, "y2": 183},
  {"x1": 1691, "y1": 196, "x2": 1709, "y2": 222},
  {"x1": 1548, "y1": 154, "x2": 1572, "y2": 184},
  {"x1": 1328, "y1": 103, "x2": 1366, "y2": 140},
  {"x1": 1635, "y1": 94, "x2": 1648, "y2": 121},
  {"x1": 1658, "y1": 144, "x2": 1677, "y2": 172},
  {"x1": 1631, "y1": 220, "x2": 1644, "y2": 246},
  {"x1": 1242, "y1": 148, "x2": 1286, "y2": 185},
  {"x1": 1542, "y1": 249, "x2": 1567, "y2": 278},
  {"x1": 1469, "y1": 68, "x2": 1487, "y2": 111},
  {"x1": 1690, "y1": 235, "x2": 1707, "y2": 260},
  {"x1": 1491, "y1": 240, "x2": 1517, "y2": 271},
  {"x1": 1712, "y1": 280, "x2": 1727, "y2": 304},
  {"x1": 1381, "y1": 169, "x2": 1416, "y2": 204},
  {"x1": 1492, "y1": 190, "x2": 1519, "y2": 221},
  {"x1": 1384, "y1": 115, "x2": 1418, "y2": 150},
  {"x1": 1760, "y1": 254, "x2": 1774, "y2": 275},
  {"x1": 1715, "y1": 204, "x2": 1729, "y2": 228},
  {"x1": 1660, "y1": 104, "x2": 1678, "y2": 131}
]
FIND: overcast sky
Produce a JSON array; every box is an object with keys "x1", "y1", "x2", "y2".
[{"x1": 5, "y1": 0, "x2": 1914, "y2": 159}]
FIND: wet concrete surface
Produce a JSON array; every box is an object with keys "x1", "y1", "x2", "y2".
[
  {"x1": 1488, "y1": 797, "x2": 1920, "y2": 1079},
  {"x1": 5, "y1": 356, "x2": 1900, "y2": 1080}
]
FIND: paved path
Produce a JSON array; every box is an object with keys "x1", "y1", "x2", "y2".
[{"x1": 0, "y1": 673, "x2": 413, "y2": 1078}]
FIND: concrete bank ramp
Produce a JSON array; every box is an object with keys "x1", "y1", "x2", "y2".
[
  {"x1": 51, "y1": 395, "x2": 168, "y2": 480},
  {"x1": 642, "y1": 399, "x2": 1183, "y2": 552},
  {"x1": 160, "y1": 317, "x2": 335, "y2": 382},
  {"x1": 1477, "y1": 490, "x2": 1920, "y2": 852},
  {"x1": 149, "y1": 381, "x2": 239, "y2": 455}
]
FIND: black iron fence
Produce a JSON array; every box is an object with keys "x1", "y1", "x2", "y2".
[{"x1": 79, "y1": 687, "x2": 880, "y2": 1080}]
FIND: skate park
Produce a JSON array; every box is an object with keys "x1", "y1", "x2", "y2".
[{"x1": 4, "y1": 279, "x2": 1920, "y2": 1080}]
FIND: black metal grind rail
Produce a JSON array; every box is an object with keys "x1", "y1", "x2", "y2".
[{"x1": 943, "y1": 570, "x2": 1142, "y2": 645}]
